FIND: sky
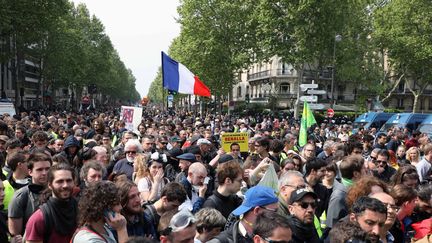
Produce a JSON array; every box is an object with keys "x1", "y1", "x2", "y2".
[{"x1": 71, "y1": 0, "x2": 181, "y2": 98}]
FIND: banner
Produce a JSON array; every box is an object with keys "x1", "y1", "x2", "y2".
[
  {"x1": 120, "y1": 106, "x2": 143, "y2": 132},
  {"x1": 220, "y1": 132, "x2": 249, "y2": 152}
]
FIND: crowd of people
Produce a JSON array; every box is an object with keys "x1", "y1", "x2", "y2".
[{"x1": 0, "y1": 107, "x2": 430, "y2": 243}]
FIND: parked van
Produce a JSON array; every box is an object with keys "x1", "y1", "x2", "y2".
[
  {"x1": 0, "y1": 101, "x2": 16, "y2": 116},
  {"x1": 417, "y1": 115, "x2": 432, "y2": 136},
  {"x1": 352, "y1": 112, "x2": 394, "y2": 133},
  {"x1": 379, "y1": 113, "x2": 429, "y2": 133}
]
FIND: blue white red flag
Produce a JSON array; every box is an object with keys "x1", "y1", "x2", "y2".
[{"x1": 161, "y1": 52, "x2": 211, "y2": 97}]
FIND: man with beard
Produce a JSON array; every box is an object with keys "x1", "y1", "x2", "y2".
[
  {"x1": 371, "y1": 149, "x2": 396, "y2": 183},
  {"x1": 116, "y1": 180, "x2": 156, "y2": 238},
  {"x1": 304, "y1": 158, "x2": 330, "y2": 218},
  {"x1": 287, "y1": 188, "x2": 320, "y2": 243},
  {"x1": 25, "y1": 163, "x2": 78, "y2": 242},
  {"x1": 349, "y1": 196, "x2": 387, "y2": 243},
  {"x1": 370, "y1": 192, "x2": 398, "y2": 243},
  {"x1": 112, "y1": 139, "x2": 142, "y2": 180},
  {"x1": 8, "y1": 152, "x2": 51, "y2": 237}
]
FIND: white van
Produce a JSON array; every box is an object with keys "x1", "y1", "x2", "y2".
[{"x1": 0, "y1": 102, "x2": 16, "y2": 116}]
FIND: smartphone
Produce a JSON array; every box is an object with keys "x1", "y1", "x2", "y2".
[
  {"x1": 104, "y1": 210, "x2": 116, "y2": 219},
  {"x1": 204, "y1": 177, "x2": 210, "y2": 185}
]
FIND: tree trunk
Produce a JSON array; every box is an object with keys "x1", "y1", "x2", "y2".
[{"x1": 412, "y1": 94, "x2": 419, "y2": 113}]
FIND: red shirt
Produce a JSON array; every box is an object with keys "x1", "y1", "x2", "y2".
[{"x1": 25, "y1": 209, "x2": 75, "y2": 243}]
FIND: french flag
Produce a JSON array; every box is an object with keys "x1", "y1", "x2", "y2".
[{"x1": 162, "y1": 52, "x2": 211, "y2": 97}]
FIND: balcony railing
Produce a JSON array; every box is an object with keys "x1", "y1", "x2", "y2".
[{"x1": 247, "y1": 70, "x2": 270, "y2": 80}]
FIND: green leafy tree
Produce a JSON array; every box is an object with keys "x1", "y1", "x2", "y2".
[{"x1": 374, "y1": 0, "x2": 432, "y2": 112}]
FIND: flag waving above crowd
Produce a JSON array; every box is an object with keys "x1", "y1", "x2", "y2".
[
  {"x1": 161, "y1": 52, "x2": 211, "y2": 97},
  {"x1": 299, "y1": 101, "x2": 317, "y2": 147}
]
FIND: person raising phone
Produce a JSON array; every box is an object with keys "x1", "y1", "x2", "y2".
[{"x1": 72, "y1": 181, "x2": 128, "y2": 243}]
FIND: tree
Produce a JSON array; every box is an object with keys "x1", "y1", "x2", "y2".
[
  {"x1": 171, "y1": 0, "x2": 259, "y2": 103},
  {"x1": 255, "y1": 0, "x2": 378, "y2": 115},
  {"x1": 373, "y1": 0, "x2": 432, "y2": 112}
]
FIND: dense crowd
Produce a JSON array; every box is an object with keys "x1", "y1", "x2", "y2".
[{"x1": 0, "y1": 108, "x2": 431, "y2": 243}]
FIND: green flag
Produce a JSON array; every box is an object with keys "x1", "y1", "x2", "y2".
[{"x1": 299, "y1": 102, "x2": 317, "y2": 147}]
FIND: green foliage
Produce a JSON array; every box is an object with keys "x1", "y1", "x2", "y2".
[
  {"x1": 148, "y1": 67, "x2": 164, "y2": 103},
  {"x1": 373, "y1": 0, "x2": 432, "y2": 112},
  {"x1": 0, "y1": 0, "x2": 140, "y2": 104}
]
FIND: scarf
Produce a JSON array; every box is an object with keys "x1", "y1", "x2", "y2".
[
  {"x1": 341, "y1": 177, "x2": 353, "y2": 187},
  {"x1": 43, "y1": 196, "x2": 78, "y2": 235},
  {"x1": 288, "y1": 215, "x2": 319, "y2": 243}
]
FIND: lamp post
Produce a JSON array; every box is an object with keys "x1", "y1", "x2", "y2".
[{"x1": 330, "y1": 34, "x2": 342, "y2": 109}]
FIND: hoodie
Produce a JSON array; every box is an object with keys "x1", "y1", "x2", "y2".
[{"x1": 59, "y1": 135, "x2": 81, "y2": 165}]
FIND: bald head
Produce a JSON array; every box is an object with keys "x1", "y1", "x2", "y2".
[
  {"x1": 370, "y1": 192, "x2": 396, "y2": 228},
  {"x1": 189, "y1": 162, "x2": 207, "y2": 174}
]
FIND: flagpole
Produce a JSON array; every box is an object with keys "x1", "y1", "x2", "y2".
[{"x1": 161, "y1": 52, "x2": 165, "y2": 112}]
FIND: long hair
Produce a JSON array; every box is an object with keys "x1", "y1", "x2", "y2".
[
  {"x1": 134, "y1": 153, "x2": 149, "y2": 183},
  {"x1": 77, "y1": 181, "x2": 119, "y2": 226}
]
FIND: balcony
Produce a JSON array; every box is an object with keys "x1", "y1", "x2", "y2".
[
  {"x1": 247, "y1": 70, "x2": 270, "y2": 81},
  {"x1": 303, "y1": 69, "x2": 332, "y2": 80},
  {"x1": 276, "y1": 69, "x2": 295, "y2": 76}
]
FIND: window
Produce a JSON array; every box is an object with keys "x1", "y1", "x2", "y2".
[
  {"x1": 237, "y1": 86, "x2": 242, "y2": 98},
  {"x1": 397, "y1": 98, "x2": 404, "y2": 108},
  {"x1": 279, "y1": 83, "x2": 290, "y2": 94},
  {"x1": 398, "y1": 81, "x2": 405, "y2": 92}
]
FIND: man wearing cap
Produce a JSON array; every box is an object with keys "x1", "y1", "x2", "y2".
[
  {"x1": 169, "y1": 136, "x2": 182, "y2": 150},
  {"x1": 287, "y1": 188, "x2": 320, "y2": 243},
  {"x1": 197, "y1": 138, "x2": 213, "y2": 164},
  {"x1": 175, "y1": 153, "x2": 196, "y2": 183},
  {"x1": 208, "y1": 185, "x2": 279, "y2": 243}
]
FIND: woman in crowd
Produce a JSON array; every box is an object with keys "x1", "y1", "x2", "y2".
[
  {"x1": 322, "y1": 162, "x2": 338, "y2": 189},
  {"x1": 73, "y1": 181, "x2": 128, "y2": 243},
  {"x1": 136, "y1": 152, "x2": 169, "y2": 204},
  {"x1": 390, "y1": 165, "x2": 419, "y2": 189},
  {"x1": 406, "y1": 146, "x2": 421, "y2": 166},
  {"x1": 345, "y1": 176, "x2": 389, "y2": 209}
]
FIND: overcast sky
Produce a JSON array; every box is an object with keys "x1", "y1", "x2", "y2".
[{"x1": 71, "y1": 0, "x2": 181, "y2": 98}]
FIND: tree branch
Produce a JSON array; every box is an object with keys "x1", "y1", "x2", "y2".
[{"x1": 381, "y1": 73, "x2": 404, "y2": 102}]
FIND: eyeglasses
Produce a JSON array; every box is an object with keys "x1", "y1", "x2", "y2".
[
  {"x1": 383, "y1": 203, "x2": 399, "y2": 211},
  {"x1": 258, "y1": 235, "x2": 292, "y2": 243},
  {"x1": 296, "y1": 201, "x2": 317, "y2": 209},
  {"x1": 168, "y1": 210, "x2": 196, "y2": 233},
  {"x1": 254, "y1": 144, "x2": 261, "y2": 147},
  {"x1": 285, "y1": 184, "x2": 306, "y2": 190},
  {"x1": 125, "y1": 151, "x2": 137, "y2": 154},
  {"x1": 373, "y1": 160, "x2": 387, "y2": 165},
  {"x1": 259, "y1": 206, "x2": 278, "y2": 213}
]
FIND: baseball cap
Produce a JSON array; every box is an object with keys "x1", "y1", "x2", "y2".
[
  {"x1": 169, "y1": 136, "x2": 182, "y2": 143},
  {"x1": 232, "y1": 185, "x2": 278, "y2": 216},
  {"x1": 197, "y1": 138, "x2": 211, "y2": 145},
  {"x1": 0, "y1": 135, "x2": 9, "y2": 142},
  {"x1": 289, "y1": 188, "x2": 318, "y2": 205},
  {"x1": 176, "y1": 153, "x2": 196, "y2": 162},
  {"x1": 218, "y1": 154, "x2": 234, "y2": 164},
  {"x1": 167, "y1": 148, "x2": 183, "y2": 158}
]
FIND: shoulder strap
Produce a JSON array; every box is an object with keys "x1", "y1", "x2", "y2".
[
  {"x1": 144, "y1": 204, "x2": 158, "y2": 228},
  {"x1": 40, "y1": 203, "x2": 53, "y2": 243}
]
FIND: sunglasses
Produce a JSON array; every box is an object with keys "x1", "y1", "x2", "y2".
[
  {"x1": 296, "y1": 201, "x2": 317, "y2": 209},
  {"x1": 125, "y1": 151, "x2": 137, "y2": 154},
  {"x1": 258, "y1": 236, "x2": 292, "y2": 243},
  {"x1": 169, "y1": 211, "x2": 196, "y2": 233}
]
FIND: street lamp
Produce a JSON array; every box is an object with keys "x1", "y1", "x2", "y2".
[{"x1": 330, "y1": 34, "x2": 342, "y2": 109}]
